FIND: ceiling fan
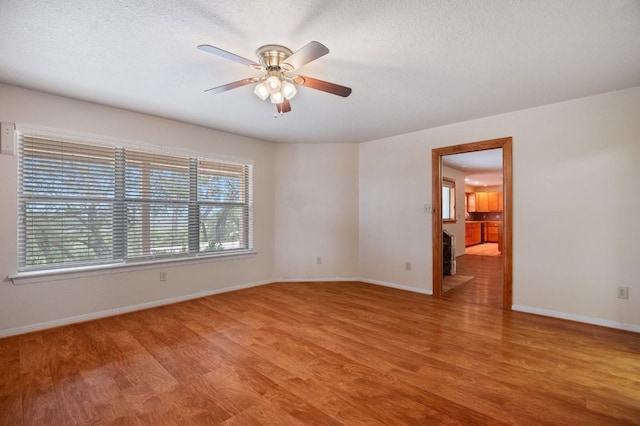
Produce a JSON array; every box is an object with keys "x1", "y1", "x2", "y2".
[{"x1": 197, "y1": 41, "x2": 352, "y2": 115}]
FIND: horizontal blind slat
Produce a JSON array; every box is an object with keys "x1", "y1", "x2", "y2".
[{"x1": 18, "y1": 132, "x2": 253, "y2": 271}]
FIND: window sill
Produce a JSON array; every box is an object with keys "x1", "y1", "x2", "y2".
[{"x1": 9, "y1": 251, "x2": 257, "y2": 285}]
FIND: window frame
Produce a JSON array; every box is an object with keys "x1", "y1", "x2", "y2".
[
  {"x1": 12, "y1": 130, "x2": 254, "y2": 283},
  {"x1": 442, "y1": 177, "x2": 456, "y2": 223}
]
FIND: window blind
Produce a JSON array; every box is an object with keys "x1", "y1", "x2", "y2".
[
  {"x1": 18, "y1": 136, "x2": 117, "y2": 270},
  {"x1": 18, "y1": 133, "x2": 253, "y2": 272},
  {"x1": 197, "y1": 159, "x2": 251, "y2": 253}
]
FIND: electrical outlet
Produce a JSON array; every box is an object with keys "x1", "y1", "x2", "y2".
[
  {"x1": 160, "y1": 271, "x2": 167, "y2": 282},
  {"x1": 316, "y1": 256, "x2": 322, "y2": 265},
  {"x1": 405, "y1": 261, "x2": 412, "y2": 271},
  {"x1": 424, "y1": 204, "x2": 432, "y2": 213},
  {"x1": 617, "y1": 286, "x2": 629, "y2": 299}
]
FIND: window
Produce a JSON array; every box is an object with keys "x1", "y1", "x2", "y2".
[
  {"x1": 442, "y1": 177, "x2": 456, "y2": 222},
  {"x1": 18, "y1": 134, "x2": 252, "y2": 272}
]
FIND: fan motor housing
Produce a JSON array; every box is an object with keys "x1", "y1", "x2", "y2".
[{"x1": 256, "y1": 45, "x2": 293, "y2": 70}]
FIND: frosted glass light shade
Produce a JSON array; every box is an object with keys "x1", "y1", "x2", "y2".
[
  {"x1": 254, "y1": 83, "x2": 269, "y2": 100},
  {"x1": 269, "y1": 91, "x2": 284, "y2": 104},
  {"x1": 265, "y1": 76, "x2": 281, "y2": 93},
  {"x1": 281, "y1": 80, "x2": 297, "y2": 100}
]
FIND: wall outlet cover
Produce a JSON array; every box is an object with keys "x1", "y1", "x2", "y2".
[
  {"x1": 1, "y1": 122, "x2": 16, "y2": 155},
  {"x1": 617, "y1": 286, "x2": 629, "y2": 299}
]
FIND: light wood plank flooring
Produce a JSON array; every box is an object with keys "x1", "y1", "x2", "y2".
[
  {"x1": 465, "y1": 243, "x2": 502, "y2": 257},
  {"x1": 444, "y1": 254, "x2": 504, "y2": 308},
  {"x1": 1, "y1": 281, "x2": 639, "y2": 425}
]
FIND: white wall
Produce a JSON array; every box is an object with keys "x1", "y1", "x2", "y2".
[
  {"x1": 442, "y1": 166, "x2": 466, "y2": 256},
  {"x1": 360, "y1": 86, "x2": 640, "y2": 328},
  {"x1": 274, "y1": 143, "x2": 359, "y2": 280},
  {"x1": 358, "y1": 136, "x2": 433, "y2": 293},
  {"x1": 0, "y1": 84, "x2": 276, "y2": 336},
  {"x1": 2, "y1": 83, "x2": 639, "y2": 335}
]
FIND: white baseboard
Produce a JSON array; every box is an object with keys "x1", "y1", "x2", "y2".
[
  {"x1": 359, "y1": 278, "x2": 432, "y2": 295},
  {"x1": 0, "y1": 280, "x2": 272, "y2": 338},
  {"x1": 512, "y1": 305, "x2": 640, "y2": 333}
]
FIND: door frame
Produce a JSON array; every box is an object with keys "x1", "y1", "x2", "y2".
[{"x1": 431, "y1": 137, "x2": 513, "y2": 309}]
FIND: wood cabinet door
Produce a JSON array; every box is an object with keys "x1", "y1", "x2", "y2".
[
  {"x1": 476, "y1": 192, "x2": 489, "y2": 212},
  {"x1": 473, "y1": 224, "x2": 481, "y2": 245},
  {"x1": 465, "y1": 224, "x2": 470, "y2": 246},
  {"x1": 488, "y1": 192, "x2": 499, "y2": 211},
  {"x1": 466, "y1": 193, "x2": 476, "y2": 212},
  {"x1": 465, "y1": 223, "x2": 482, "y2": 246},
  {"x1": 498, "y1": 192, "x2": 503, "y2": 212},
  {"x1": 485, "y1": 223, "x2": 499, "y2": 242}
]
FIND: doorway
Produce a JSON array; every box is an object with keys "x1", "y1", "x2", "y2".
[{"x1": 432, "y1": 137, "x2": 513, "y2": 309}]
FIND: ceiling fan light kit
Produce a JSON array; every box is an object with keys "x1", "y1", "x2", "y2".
[
  {"x1": 281, "y1": 80, "x2": 297, "y2": 99},
  {"x1": 265, "y1": 75, "x2": 281, "y2": 93},
  {"x1": 269, "y1": 91, "x2": 284, "y2": 104},
  {"x1": 253, "y1": 83, "x2": 269, "y2": 100},
  {"x1": 198, "y1": 41, "x2": 351, "y2": 115}
]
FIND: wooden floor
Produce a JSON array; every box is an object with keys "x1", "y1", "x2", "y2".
[
  {"x1": 465, "y1": 243, "x2": 502, "y2": 257},
  {"x1": 444, "y1": 254, "x2": 504, "y2": 308},
  {"x1": 1, "y1": 282, "x2": 639, "y2": 425}
]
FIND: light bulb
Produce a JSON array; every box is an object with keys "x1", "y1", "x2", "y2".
[
  {"x1": 265, "y1": 76, "x2": 281, "y2": 94},
  {"x1": 253, "y1": 83, "x2": 269, "y2": 100},
  {"x1": 281, "y1": 80, "x2": 297, "y2": 100}
]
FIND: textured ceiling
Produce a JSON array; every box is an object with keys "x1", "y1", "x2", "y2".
[{"x1": 1, "y1": 0, "x2": 639, "y2": 144}]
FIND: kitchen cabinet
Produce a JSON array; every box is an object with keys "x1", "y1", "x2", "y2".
[
  {"x1": 484, "y1": 222, "x2": 500, "y2": 243},
  {"x1": 465, "y1": 222, "x2": 482, "y2": 246},
  {"x1": 466, "y1": 193, "x2": 476, "y2": 213},
  {"x1": 488, "y1": 192, "x2": 499, "y2": 211},
  {"x1": 469, "y1": 191, "x2": 503, "y2": 212},
  {"x1": 476, "y1": 192, "x2": 489, "y2": 212}
]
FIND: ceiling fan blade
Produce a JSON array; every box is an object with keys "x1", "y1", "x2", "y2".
[
  {"x1": 198, "y1": 44, "x2": 262, "y2": 69},
  {"x1": 293, "y1": 75, "x2": 352, "y2": 97},
  {"x1": 204, "y1": 78, "x2": 258, "y2": 94},
  {"x1": 276, "y1": 99, "x2": 292, "y2": 114},
  {"x1": 281, "y1": 41, "x2": 329, "y2": 71},
  {"x1": 282, "y1": 99, "x2": 292, "y2": 112}
]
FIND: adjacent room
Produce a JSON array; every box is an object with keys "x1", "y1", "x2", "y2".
[
  {"x1": 1, "y1": 1, "x2": 639, "y2": 424},
  {"x1": 441, "y1": 148, "x2": 505, "y2": 307}
]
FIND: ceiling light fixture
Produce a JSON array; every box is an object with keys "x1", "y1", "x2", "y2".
[
  {"x1": 265, "y1": 75, "x2": 281, "y2": 93},
  {"x1": 281, "y1": 80, "x2": 297, "y2": 99},
  {"x1": 255, "y1": 73, "x2": 297, "y2": 104},
  {"x1": 253, "y1": 83, "x2": 269, "y2": 100},
  {"x1": 269, "y1": 91, "x2": 284, "y2": 104}
]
